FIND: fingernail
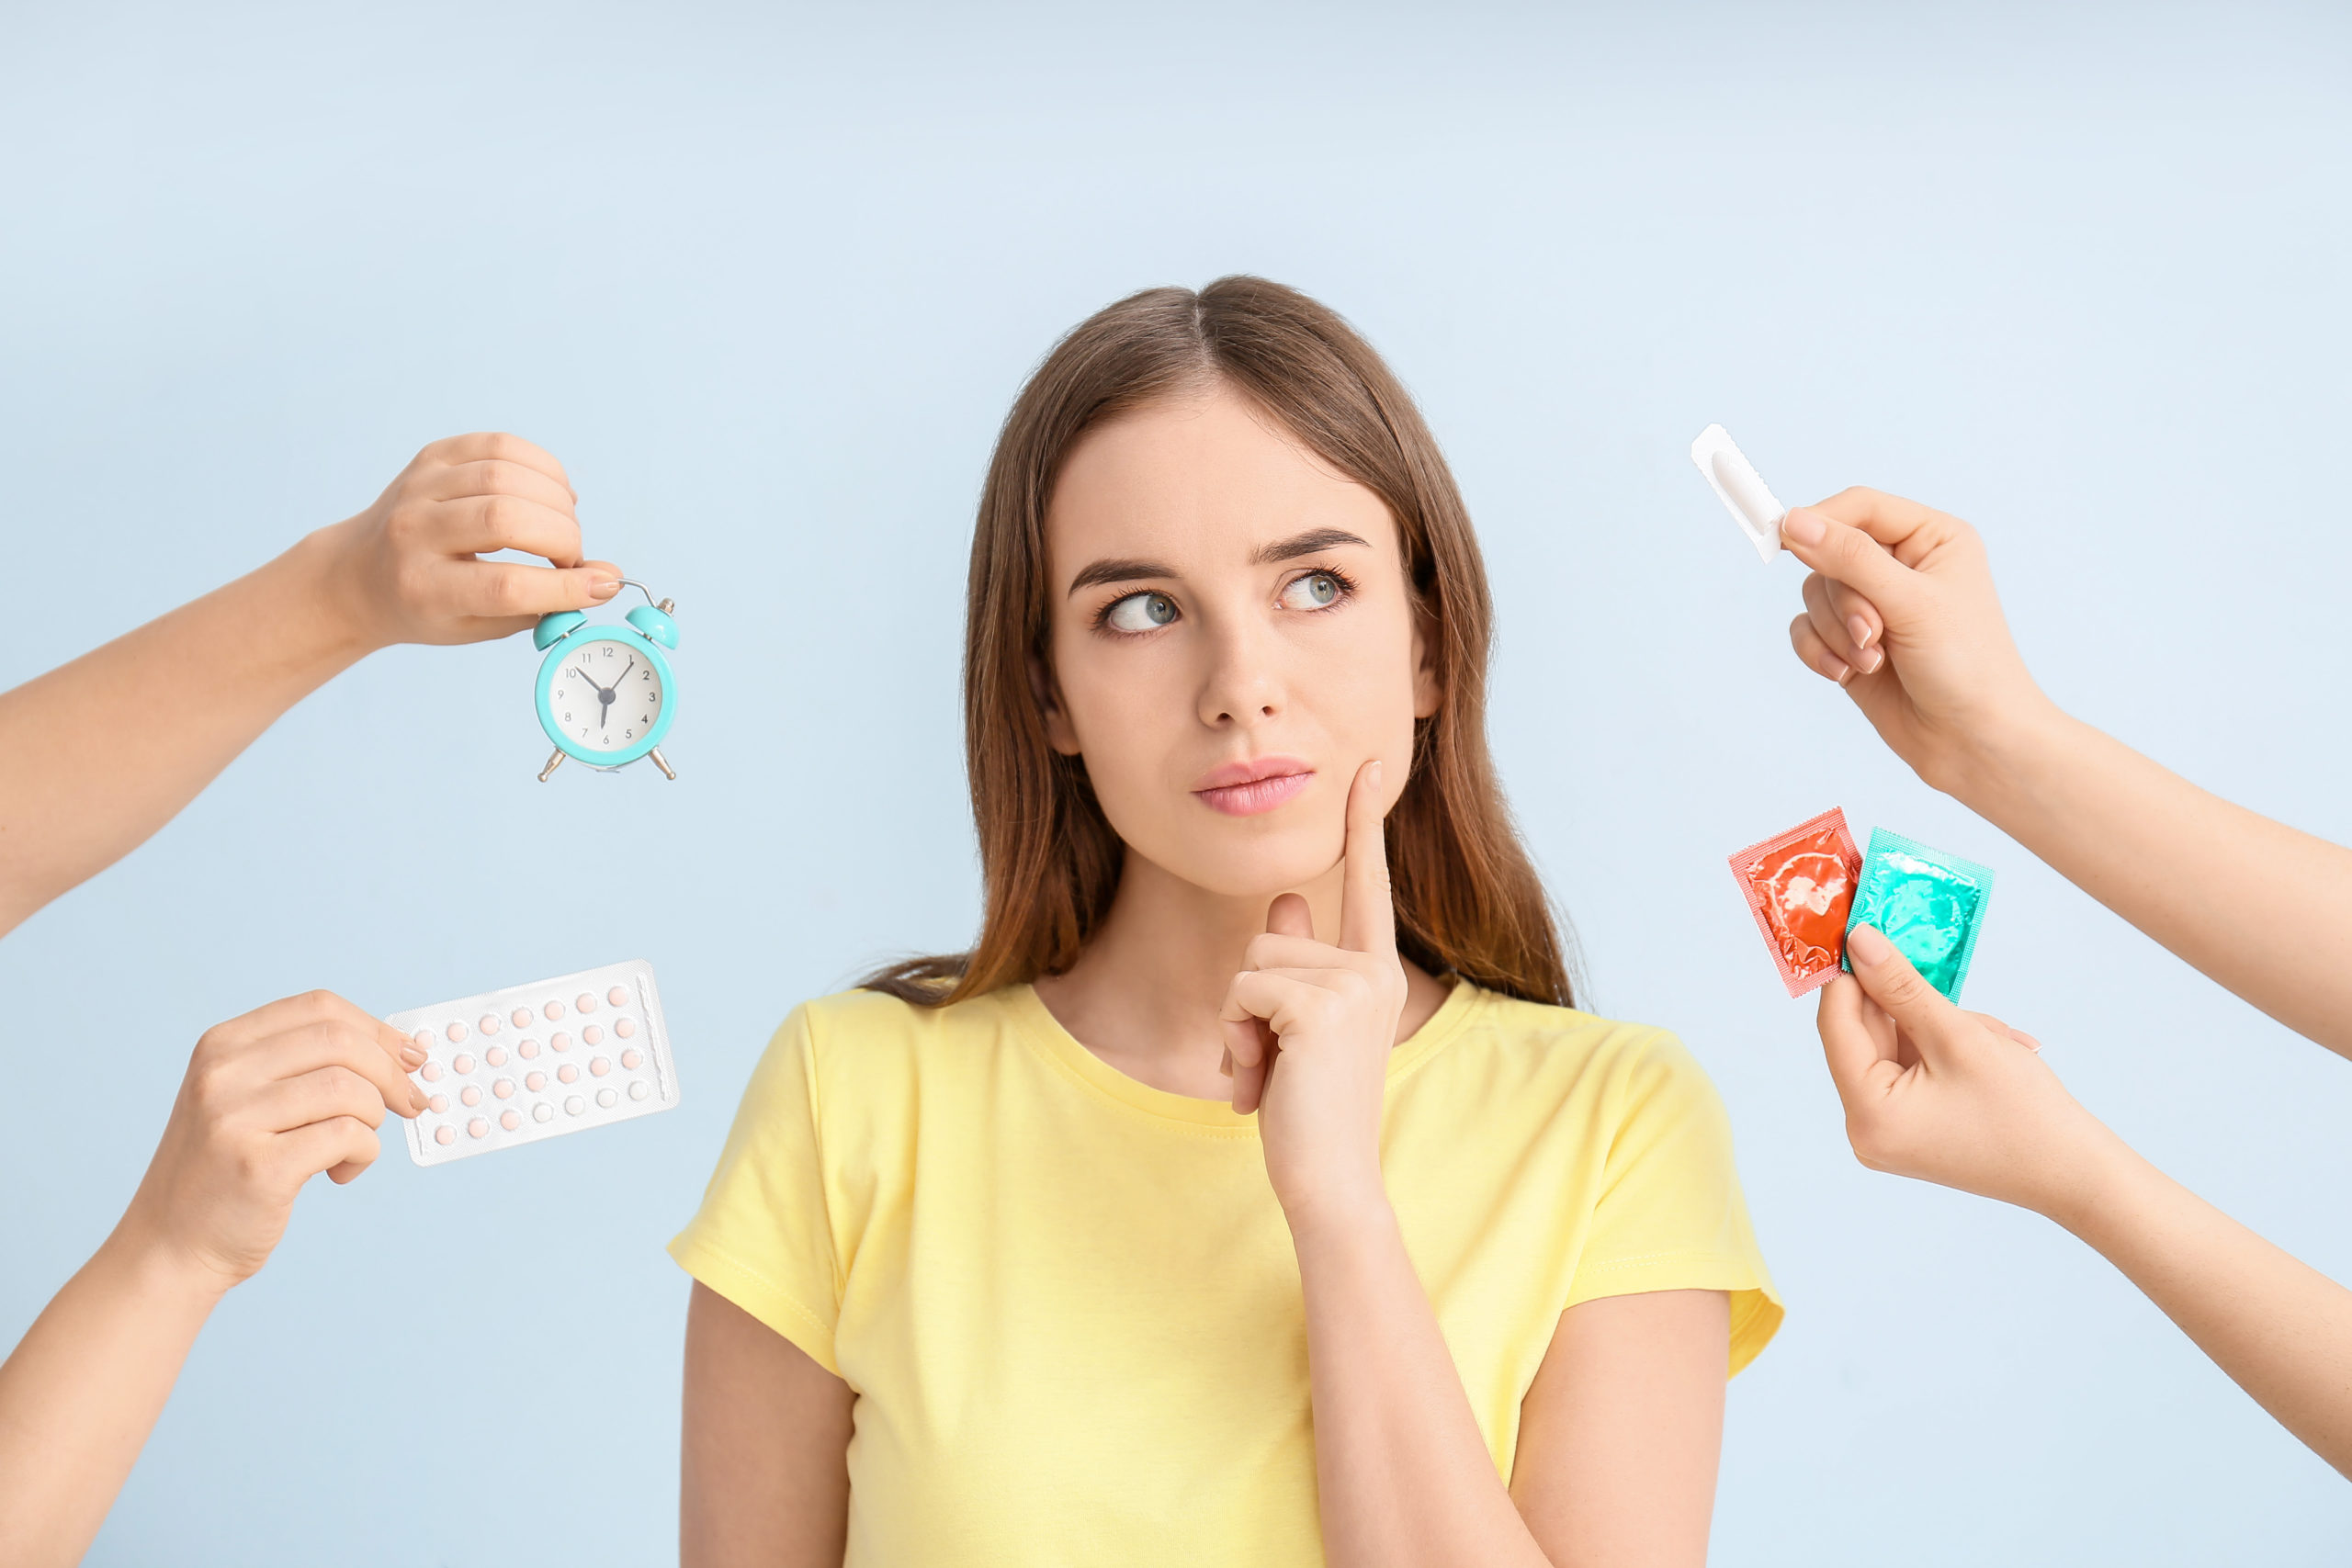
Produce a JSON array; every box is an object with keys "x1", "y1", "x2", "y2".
[
  {"x1": 1848, "y1": 615, "x2": 1873, "y2": 650},
  {"x1": 1781, "y1": 509, "x2": 1826, "y2": 547},
  {"x1": 1367, "y1": 760, "x2": 1383, "y2": 787},
  {"x1": 1219, "y1": 1048, "x2": 1234, "y2": 1077},
  {"x1": 1848, "y1": 924, "x2": 1893, "y2": 964},
  {"x1": 1859, "y1": 646, "x2": 1883, "y2": 674},
  {"x1": 1827, "y1": 657, "x2": 1854, "y2": 685},
  {"x1": 591, "y1": 576, "x2": 620, "y2": 600},
  {"x1": 410, "y1": 1087, "x2": 427, "y2": 1111},
  {"x1": 400, "y1": 1045, "x2": 426, "y2": 1069}
]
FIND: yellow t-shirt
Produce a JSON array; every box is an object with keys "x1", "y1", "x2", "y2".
[{"x1": 670, "y1": 980, "x2": 1781, "y2": 1565}]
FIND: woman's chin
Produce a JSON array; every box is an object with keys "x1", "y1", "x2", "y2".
[{"x1": 1158, "y1": 844, "x2": 1340, "y2": 904}]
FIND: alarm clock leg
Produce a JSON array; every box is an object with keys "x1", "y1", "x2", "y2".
[
  {"x1": 537, "y1": 749, "x2": 566, "y2": 782},
  {"x1": 649, "y1": 748, "x2": 676, "y2": 781}
]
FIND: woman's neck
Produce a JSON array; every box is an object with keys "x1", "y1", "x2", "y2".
[{"x1": 1031, "y1": 851, "x2": 1447, "y2": 1100}]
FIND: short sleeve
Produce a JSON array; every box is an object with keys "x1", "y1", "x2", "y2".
[
  {"x1": 1563, "y1": 1032, "x2": 1784, "y2": 1377},
  {"x1": 667, "y1": 1005, "x2": 843, "y2": 1375}
]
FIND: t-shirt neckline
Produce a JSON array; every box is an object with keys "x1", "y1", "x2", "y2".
[{"x1": 1005, "y1": 976, "x2": 1484, "y2": 1130}]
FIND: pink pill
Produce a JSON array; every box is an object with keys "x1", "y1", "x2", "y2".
[
  {"x1": 479, "y1": 1014, "x2": 501, "y2": 1036},
  {"x1": 576, "y1": 992, "x2": 599, "y2": 1013},
  {"x1": 500, "y1": 1110, "x2": 521, "y2": 1131},
  {"x1": 413, "y1": 1029, "x2": 436, "y2": 1049},
  {"x1": 526, "y1": 1070, "x2": 547, "y2": 1090},
  {"x1": 607, "y1": 986, "x2": 628, "y2": 1007},
  {"x1": 511, "y1": 1008, "x2": 534, "y2": 1029},
  {"x1": 518, "y1": 1039, "x2": 539, "y2": 1059},
  {"x1": 590, "y1": 1056, "x2": 611, "y2": 1077},
  {"x1": 558, "y1": 1063, "x2": 579, "y2": 1084},
  {"x1": 460, "y1": 1085, "x2": 482, "y2": 1107},
  {"x1": 451, "y1": 1054, "x2": 475, "y2": 1076},
  {"x1": 447, "y1": 1021, "x2": 468, "y2": 1043},
  {"x1": 468, "y1": 1117, "x2": 488, "y2": 1139},
  {"x1": 493, "y1": 1078, "x2": 515, "y2": 1100},
  {"x1": 435, "y1": 1125, "x2": 456, "y2": 1145},
  {"x1": 596, "y1": 1088, "x2": 617, "y2": 1109},
  {"x1": 619, "y1": 1049, "x2": 642, "y2": 1070},
  {"x1": 484, "y1": 1046, "x2": 507, "y2": 1067},
  {"x1": 564, "y1": 1095, "x2": 585, "y2": 1115},
  {"x1": 549, "y1": 1032, "x2": 571, "y2": 1053},
  {"x1": 420, "y1": 1061, "x2": 443, "y2": 1082},
  {"x1": 615, "y1": 1018, "x2": 636, "y2": 1039},
  {"x1": 428, "y1": 1093, "x2": 449, "y2": 1113},
  {"x1": 628, "y1": 1080, "x2": 650, "y2": 1100},
  {"x1": 582, "y1": 1024, "x2": 604, "y2": 1046},
  {"x1": 542, "y1": 999, "x2": 564, "y2": 1020}
]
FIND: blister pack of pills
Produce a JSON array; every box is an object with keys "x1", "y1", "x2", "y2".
[
  {"x1": 390, "y1": 959, "x2": 679, "y2": 1167},
  {"x1": 1690, "y1": 423, "x2": 1786, "y2": 562}
]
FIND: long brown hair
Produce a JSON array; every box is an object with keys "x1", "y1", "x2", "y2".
[{"x1": 865, "y1": 276, "x2": 1575, "y2": 1008}]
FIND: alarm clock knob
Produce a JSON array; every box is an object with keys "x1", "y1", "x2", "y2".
[
  {"x1": 533, "y1": 611, "x2": 589, "y2": 650},
  {"x1": 626, "y1": 604, "x2": 680, "y2": 649}
]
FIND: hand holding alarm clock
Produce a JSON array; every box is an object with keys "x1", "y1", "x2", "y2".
[{"x1": 532, "y1": 581, "x2": 681, "y2": 781}]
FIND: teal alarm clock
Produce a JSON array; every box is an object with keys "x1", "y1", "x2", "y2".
[{"x1": 531, "y1": 581, "x2": 681, "y2": 781}]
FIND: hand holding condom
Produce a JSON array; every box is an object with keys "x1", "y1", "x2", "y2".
[{"x1": 1817, "y1": 924, "x2": 2114, "y2": 1221}]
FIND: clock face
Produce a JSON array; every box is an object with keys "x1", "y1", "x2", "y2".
[{"x1": 547, "y1": 636, "x2": 665, "y2": 757}]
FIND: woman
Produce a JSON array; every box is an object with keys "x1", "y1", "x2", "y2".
[{"x1": 672, "y1": 277, "x2": 1781, "y2": 1566}]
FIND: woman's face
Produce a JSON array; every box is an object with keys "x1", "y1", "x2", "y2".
[{"x1": 1039, "y1": 383, "x2": 1439, "y2": 899}]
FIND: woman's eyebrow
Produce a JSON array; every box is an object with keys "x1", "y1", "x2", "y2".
[
  {"x1": 1251, "y1": 526, "x2": 1371, "y2": 564},
  {"x1": 1067, "y1": 558, "x2": 1176, "y2": 596}
]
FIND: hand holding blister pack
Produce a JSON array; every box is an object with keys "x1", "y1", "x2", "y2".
[
  {"x1": 390, "y1": 959, "x2": 679, "y2": 1166},
  {"x1": 1690, "y1": 424, "x2": 1787, "y2": 562}
]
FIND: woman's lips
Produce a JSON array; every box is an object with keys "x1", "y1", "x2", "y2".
[{"x1": 1193, "y1": 757, "x2": 1314, "y2": 817}]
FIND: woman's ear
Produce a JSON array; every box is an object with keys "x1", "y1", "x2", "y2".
[
  {"x1": 1410, "y1": 604, "x2": 1442, "y2": 719},
  {"x1": 1030, "y1": 651, "x2": 1083, "y2": 755}
]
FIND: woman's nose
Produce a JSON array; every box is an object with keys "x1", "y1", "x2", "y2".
[{"x1": 1197, "y1": 615, "x2": 1283, "y2": 728}]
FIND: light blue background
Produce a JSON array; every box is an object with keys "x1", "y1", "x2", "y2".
[{"x1": 4, "y1": 4, "x2": 2348, "y2": 1562}]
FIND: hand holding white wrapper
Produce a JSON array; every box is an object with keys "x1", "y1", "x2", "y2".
[{"x1": 1691, "y1": 423, "x2": 1787, "y2": 562}]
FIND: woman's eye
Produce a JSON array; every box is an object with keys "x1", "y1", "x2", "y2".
[
  {"x1": 1104, "y1": 592, "x2": 1179, "y2": 632},
  {"x1": 1278, "y1": 571, "x2": 1343, "y2": 611}
]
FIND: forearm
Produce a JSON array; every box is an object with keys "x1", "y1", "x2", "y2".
[
  {"x1": 1290, "y1": 1196, "x2": 1549, "y2": 1568},
  {"x1": 0, "y1": 1231, "x2": 226, "y2": 1567},
  {"x1": 0, "y1": 524, "x2": 375, "y2": 934},
  {"x1": 1944, "y1": 705, "x2": 2352, "y2": 1057},
  {"x1": 2052, "y1": 1132, "x2": 2352, "y2": 1476}
]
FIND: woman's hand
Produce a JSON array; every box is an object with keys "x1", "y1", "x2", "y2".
[
  {"x1": 1220, "y1": 761, "x2": 1406, "y2": 1228},
  {"x1": 114, "y1": 990, "x2": 427, "y2": 1293},
  {"x1": 1818, "y1": 924, "x2": 2114, "y2": 1220},
  {"x1": 1780, "y1": 488, "x2": 2059, "y2": 792},
  {"x1": 310, "y1": 431, "x2": 623, "y2": 653}
]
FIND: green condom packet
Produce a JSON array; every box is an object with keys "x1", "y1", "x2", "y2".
[{"x1": 1840, "y1": 828, "x2": 1996, "y2": 1002}]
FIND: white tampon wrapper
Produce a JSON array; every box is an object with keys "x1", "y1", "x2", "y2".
[{"x1": 1690, "y1": 423, "x2": 1786, "y2": 562}]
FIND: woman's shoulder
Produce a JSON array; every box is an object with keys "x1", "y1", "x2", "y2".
[
  {"x1": 1451, "y1": 985, "x2": 1684, "y2": 1057},
  {"x1": 769, "y1": 982, "x2": 1033, "y2": 1086},
  {"x1": 790, "y1": 981, "x2": 1024, "y2": 1037},
  {"x1": 1442, "y1": 985, "x2": 1717, "y2": 1100}
]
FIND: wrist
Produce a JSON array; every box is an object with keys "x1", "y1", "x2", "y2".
[
  {"x1": 2028, "y1": 1116, "x2": 2147, "y2": 1238},
  {"x1": 1280, "y1": 1176, "x2": 1396, "y2": 1251},
  {"x1": 1922, "y1": 690, "x2": 2074, "y2": 808},
  {"x1": 276, "y1": 517, "x2": 393, "y2": 665},
  {"x1": 91, "y1": 1221, "x2": 239, "y2": 1317}
]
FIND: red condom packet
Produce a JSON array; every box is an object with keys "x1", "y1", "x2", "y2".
[{"x1": 1729, "y1": 807, "x2": 1864, "y2": 998}]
